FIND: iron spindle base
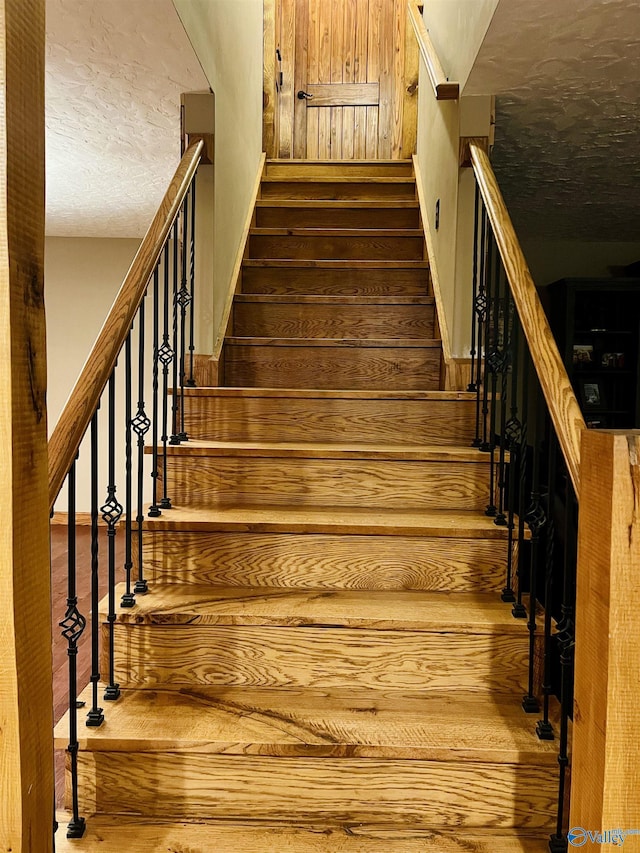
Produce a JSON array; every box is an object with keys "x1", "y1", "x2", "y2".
[
  {"x1": 494, "y1": 512, "x2": 507, "y2": 526},
  {"x1": 104, "y1": 684, "x2": 121, "y2": 701},
  {"x1": 120, "y1": 592, "x2": 136, "y2": 608},
  {"x1": 134, "y1": 579, "x2": 149, "y2": 594},
  {"x1": 160, "y1": 497, "x2": 172, "y2": 509},
  {"x1": 512, "y1": 603, "x2": 527, "y2": 618},
  {"x1": 148, "y1": 505, "x2": 161, "y2": 517},
  {"x1": 501, "y1": 588, "x2": 516, "y2": 603},
  {"x1": 522, "y1": 695, "x2": 540, "y2": 713},
  {"x1": 66, "y1": 817, "x2": 86, "y2": 839},
  {"x1": 479, "y1": 442, "x2": 491, "y2": 452},
  {"x1": 86, "y1": 708, "x2": 104, "y2": 727},
  {"x1": 178, "y1": 431, "x2": 188, "y2": 441},
  {"x1": 467, "y1": 382, "x2": 478, "y2": 392},
  {"x1": 185, "y1": 379, "x2": 197, "y2": 387},
  {"x1": 536, "y1": 719, "x2": 555, "y2": 740},
  {"x1": 471, "y1": 438, "x2": 483, "y2": 448},
  {"x1": 548, "y1": 834, "x2": 568, "y2": 853},
  {"x1": 169, "y1": 434, "x2": 181, "y2": 445},
  {"x1": 485, "y1": 504, "x2": 497, "y2": 517}
]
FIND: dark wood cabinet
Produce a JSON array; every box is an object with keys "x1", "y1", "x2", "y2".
[{"x1": 544, "y1": 278, "x2": 640, "y2": 428}]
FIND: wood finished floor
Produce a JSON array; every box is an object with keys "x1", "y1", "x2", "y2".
[{"x1": 51, "y1": 525, "x2": 125, "y2": 806}]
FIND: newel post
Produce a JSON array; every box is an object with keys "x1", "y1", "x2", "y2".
[
  {"x1": 0, "y1": 0, "x2": 54, "y2": 850},
  {"x1": 571, "y1": 430, "x2": 640, "y2": 842}
]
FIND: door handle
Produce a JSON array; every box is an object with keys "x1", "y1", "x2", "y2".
[{"x1": 297, "y1": 90, "x2": 314, "y2": 100}]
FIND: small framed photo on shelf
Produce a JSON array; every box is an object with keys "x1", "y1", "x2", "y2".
[
  {"x1": 573, "y1": 344, "x2": 593, "y2": 366},
  {"x1": 601, "y1": 351, "x2": 625, "y2": 369},
  {"x1": 579, "y1": 379, "x2": 606, "y2": 410}
]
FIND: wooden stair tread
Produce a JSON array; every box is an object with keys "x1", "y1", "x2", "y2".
[
  {"x1": 242, "y1": 259, "x2": 429, "y2": 268},
  {"x1": 233, "y1": 294, "x2": 434, "y2": 305},
  {"x1": 255, "y1": 199, "x2": 420, "y2": 208},
  {"x1": 144, "y1": 505, "x2": 515, "y2": 538},
  {"x1": 55, "y1": 685, "x2": 558, "y2": 764},
  {"x1": 225, "y1": 337, "x2": 441, "y2": 348},
  {"x1": 104, "y1": 584, "x2": 523, "y2": 634},
  {"x1": 54, "y1": 816, "x2": 549, "y2": 852},
  {"x1": 249, "y1": 227, "x2": 423, "y2": 237},
  {"x1": 182, "y1": 387, "x2": 474, "y2": 400},
  {"x1": 159, "y1": 441, "x2": 491, "y2": 463},
  {"x1": 262, "y1": 176, "x2": 416, "y2": 184}
]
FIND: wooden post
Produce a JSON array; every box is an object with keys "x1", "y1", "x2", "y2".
[
  {"x1": 571, "y1": 430, "x2": 640, "y2": 844},
  {"x1": 0, "y1": 1, "x2": 54, "y2": 851}
]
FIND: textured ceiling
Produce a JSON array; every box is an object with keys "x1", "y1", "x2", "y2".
[
  {"x1": 466, "y1": 0, "x2": 640, "y2": 240},
  {"x1": 46, "y1": 0, "x2": 209, "y2": 237}
]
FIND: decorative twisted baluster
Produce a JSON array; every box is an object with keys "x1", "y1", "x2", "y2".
[{"x1": 133, "y1": 297, "x2": 151, "y2": 595}]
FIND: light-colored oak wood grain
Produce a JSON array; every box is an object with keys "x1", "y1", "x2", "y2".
[
  {"x1": 48, "y1": 140, "x2": 203, "y2": 510},
  {"x1": 402, "y1": 0, "x2": 419, "y2": 156},
  {"x1": 106, "y1": 584, "x2": 526, "y2": 635},
  {"x1": 263, "y1": 0, "x2": 277, "y2": 157},
  {"x1": 73, "y1": 751, "x2": 556, "y2": 828},
  {"x1": 109, "y1": 622, "x2": 528, "y2": 691},
  {"x1": 260, "y1": 178, "x2": 416, "y2": 199},
  {"x1": 142, "y1": 530, "x2": 507, "y2": 591},
  {"x1": 57, "y1": 685, "x2": 557, "y2": 764},
  {"x1": 0, "y1": 2, "x2": 54, "y2": 847},
  {"x1": 407, "y1": 0, "x2": 459, "y2": 100},
  {"x1": 571, "y1": 431, "x2": 640, "y2": 835},
  {"x1": 223, "y1": 338, "x2": 442, "y2": 390},
  {"x1": 212, "y1": 152, "x2": 266, "y2": 362},
  {"x1": 160, "y1": 452, "x2": 489, "y2": 511},
  {"x1": 469, "y1": 143, "x2": 586, "y2": 495},
  {"x1": 264, "y1": 159, "x2": 414, "y2": 177},
  {"x1": 54, "y1": 817, "x2": 552, "y2": 853},
  {"x1": 142, "y1": 504, "x2": 515, "y2": 538},
  {"x1": 304, "y1": 82, "x2": 380, "y2": 105},
  {"x1": 182, "y1": 388, "x2": 475, "y2": 444}
]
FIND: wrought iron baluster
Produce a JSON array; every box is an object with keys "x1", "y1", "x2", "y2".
[
  {"x1": 101, "y1": 370, "x2": 122, "y2": 701},
  {"x1": 60, "y1": 460, "x2": 87, "y2": 837},
  {"x1": 133, "y1": 297, "x2": 150, "y2": 594},
  {"x1": 86, "y1": 411, "x2": 104, "y2": 727},
  {"x1": 170, "y1": 220, "x2": 181, "y2": 445},
  {"x1": 473, "y1": 201, "x2": 488, "y2": 447},
  {"x1": 159, "y1": 242, "x2": 173, "y2": 510},
  {"x1": 177, "y1": 198, "x2": 191, "y2": 441},
  {"x1": 149, "y1": 266, "x2": 161, "y2": 518},
  {"x1": 537, "y1": 421, "x2": 557, "y2": 741},
  {"x1": 494, "y1": 266, "x2": 510, "y2": 527},
  {"x1": 503, "y1": 314, "x2": 522, "y2": 604},
  {"x1": 483, "y1": 233, "x2": 499, "y2": 519},
  {"x1": 512, "y1": 344, "x2": 530, "y2": 620},
  {"x1": 522, "y1": 381, "x2": 546, "y2": 713},
  {"x1": 549, "y1": 479, "x2": 577, "y2": 852},
  {"x1": 121, "y1": 333, "x2": 135, "y2": 608},
  {"x1": 186, "y1": 181, "x2": 197, "y2": 387}
]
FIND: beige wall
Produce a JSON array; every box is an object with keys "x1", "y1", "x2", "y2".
[
  {"x1": 173, "y1": 0, "x2": 264, "y2": 351},
  {"x1": 415, "y1": 74, "x2": 492, "y2": 357},
  {"x1": 423, "y1": 0, "x2": 499, "y2": 91}
]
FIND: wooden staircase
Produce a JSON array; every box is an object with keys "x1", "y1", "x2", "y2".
[{"x1": 56, "y1": 161, "x2": 555, "y2": 852}]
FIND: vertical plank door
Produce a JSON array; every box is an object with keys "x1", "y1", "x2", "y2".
[{"x1": 275, "y1": 0, "x2": 415, "y2": 159}]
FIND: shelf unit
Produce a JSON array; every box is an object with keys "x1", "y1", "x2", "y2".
[{"x1": 544, "y1": 278, "x2": 640, "y2": 429}]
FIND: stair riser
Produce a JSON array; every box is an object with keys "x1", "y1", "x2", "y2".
[
  {"x1": 255, "y1": 207, "x2": 420, "y2": 229},
  {"x1": 182, "y1": 396, "x2": 475, "y2": 445},
  {"x1": 232, "y1": 302, "x2": 435, "y2": 339},
  {"x1": 242, "y1": 267, "x2": 429, "y2": 296},
  {"x1": 106, "y1": 625, "x2": 528, "y2": 692},
  {"x1": 73, "y1": 752, "x2": 556, "y2": 829},
  {"x1": 264, "y1": 163, "x2": 415, "y2": 179},
  {"x1": 260, "y1": 181, "x2": 416, "y2": 200},
  {"x1": 140, "y1": 532, "x2": 507, "y2": 592},
  {"x1": 249, "y1": 235, "x2": 424, "y2": 261},
  {"x1": 159, "y1": 457, "x2": 489, "y2": 511},
  {"x1": 223, "y1": 343, "x2": 441, "y2": 390}
]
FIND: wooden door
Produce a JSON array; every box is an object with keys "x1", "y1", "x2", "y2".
[{"x1": 268, "y1": 0, "x2": 418, "y2": 160}]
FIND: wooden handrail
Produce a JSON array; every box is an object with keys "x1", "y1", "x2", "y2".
[
  {"x1": 407, "y1": 0, "x2": 459, "y2": 101},
  {"x1": 469, "y1": 142, "x2": 586, "y2": 497},
  {"x1": 48, "y1": 139, "x2": 204, "y2": 512}
]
